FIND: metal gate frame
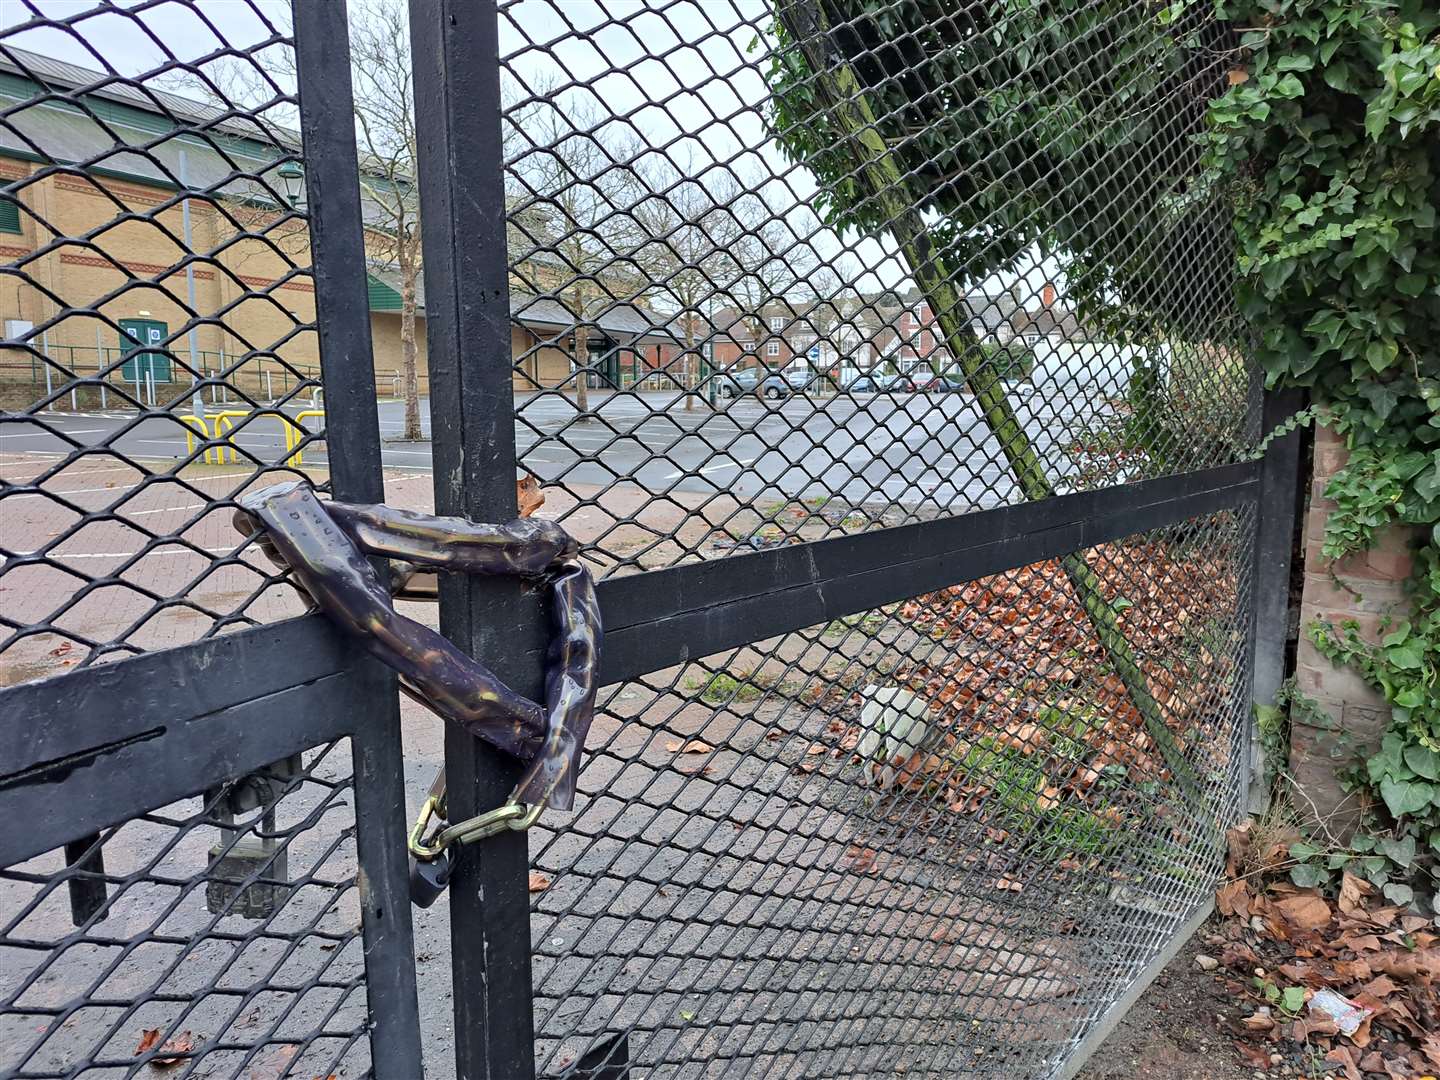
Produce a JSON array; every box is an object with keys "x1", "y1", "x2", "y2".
[
  {"x1": 0, "y1": 3, "x2": 424, "y2": 1073},
  {"x1": 408, "y1": 9, "x2": 1307, "y2": 1079},
  {"x1": 0, "y1": 1, "x2": 1308, "y2": 1076}
]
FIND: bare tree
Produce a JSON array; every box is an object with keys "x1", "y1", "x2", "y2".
[
  {"x1": 165, "y1": 1, "x2": 425, "y2": 439},
  {"x1": 507, "y1": 86, "x2": 653, "y2": 416},
  {"x1": 631, "y1": 158, "x2": 747, "y2": 409},
  {"x1": 727, "y1": 186, "x2": 817, "y2": 360},
  {"x1": 348, "y1": 0, "x2": 423, "y2": 441}
]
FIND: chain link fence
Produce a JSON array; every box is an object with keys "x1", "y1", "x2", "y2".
[
  {"x1": 501, "y1": 1, "x2": 1259, "y2": 1076},
  {"x1": 0, "y1": 5, "x2": 409, "y2": 1078},
  {"x1": 0, "y1": 1, "x2": 1278, "y2": 1077}
]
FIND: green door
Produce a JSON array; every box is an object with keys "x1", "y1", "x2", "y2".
[{"x1": 118, "y1": 318, "x2": 171, "y2": 383}]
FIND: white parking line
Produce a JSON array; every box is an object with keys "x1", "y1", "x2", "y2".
[
  {"x1": 0, "y1": 428, "x2": 107, "y2": 438},
  {"x1": 662, "y1": 456, "x2": 758, "y2": 480}
]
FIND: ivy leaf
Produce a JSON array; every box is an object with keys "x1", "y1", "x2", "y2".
[
  {"x1": 1403, "y1": 745, "x2": 1440, "y2": 781},
  {"x1": 1379, "y1": 776, "x2": 1434, "y2": 818},
  {"x1": 1381, "y1": 881, "x2": 1414, "y2": 906},
  {"x1": 1396, "y1": 273, "x2": 1429, "y2": 296},
  {"x1": 1289, "y1": 862, "x2": 1327, "y2": 888},
  {"x1": 1377, "y1": 834, "x2": 1417, "y2": 868},
  {"x1": 1280, "y1": 985, "x2": 1307, "y2": 1014}
]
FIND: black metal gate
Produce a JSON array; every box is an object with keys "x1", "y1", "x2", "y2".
[{"x1": 1, "y1": 2, "x2": 1303, "y2": 1078}]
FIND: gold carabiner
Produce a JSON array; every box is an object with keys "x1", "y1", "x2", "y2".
[
  {"x1": 436, "y1": 797, "x2": 543, "y2": 849},
  {"x1": 408, "y1": 794, "x2": 448, "y2": 861}
]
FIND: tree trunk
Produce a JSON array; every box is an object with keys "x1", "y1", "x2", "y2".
[
  {"x1": 574, "y1": 326, "x2": 591, "y2": 416},
  {"x1": 684, "y1": 320, "x2": 697, "y2": 411},
  {"x1": 566, "y1": 279, "x2": 591, "y2": 415},
  {"x1": 782, "y1": 5, "x2": 1200, "y2": 800},
  {"x1": 399, "y1": 243, "x2": 423, "y2": 442}
]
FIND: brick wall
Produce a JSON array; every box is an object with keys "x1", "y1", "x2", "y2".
[{"x1": 1290, "y1": 424, "x2": 1417, "y2": 838}]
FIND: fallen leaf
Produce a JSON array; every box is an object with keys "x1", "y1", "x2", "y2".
[
  {"x1": 844, "y1": 845, "x2": 878, "y2": 874},
  {"x1": 995, "y1": 876, "x2": 1024, "y2": 893},
  {"x1": 528, "y1": 871, "x2": 552, "y2": 893},
  {"x1": 665, "y1": 739, "x2": 713, "y2": 754},
  {"x1": 1326, "y1": 1045, "x2": 1362, "y2": 1080},
  {"x1": 133, "y1": 1029, "x2": 194, "y2": 1068},
  {"x1": 806, "y1": 743, "x2": 826, "y2": 755},
  {"x1": 1357, "y1": 974, "x2": 1399, "y2": 999},
  {"x1": 1339, "y1": 872, "x2": 1371, "y2": 915},
  {"x1": 1235, "y1": 1041, "x2": 1271, "y2": 1069},
  {"x1": 1277, "y1": 893, "x2": 1332, "y2": 931}
]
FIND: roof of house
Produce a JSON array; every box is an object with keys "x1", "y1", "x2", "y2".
[
  {"x1": 0, "y1": 45, "x2": 395, "y2": 227},
  {"x1": 1010, "y1": 306, "x2": 1084, "y2": 339},
  {"x1": 368, "y1": 266, "x2": 675, "y2": 344}
]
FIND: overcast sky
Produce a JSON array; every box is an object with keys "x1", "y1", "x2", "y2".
[{"x1": 2, "y1": 0, "x2": 1063, "y2": 303}]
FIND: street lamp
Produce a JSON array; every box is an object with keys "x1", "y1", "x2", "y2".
[{"x1": 276, "y1": 159, "x2": 305, "y2": 208}]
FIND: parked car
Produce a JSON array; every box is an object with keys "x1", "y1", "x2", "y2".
[
  {"x1": 781, "y1": 368, "x2": 822, "y2": 393},
  {"x1": 842, "y1": 374, "x2": 882, "y2": 393},
  {"x1": 717, "y1": 368, "x2": 789, "y2": 400},
  {"x1": 920, "y1": 376, "x2": 967, "y2": 393},
  {"x1": 879, "y1": 373, "x2": 918, "y2": 392}
]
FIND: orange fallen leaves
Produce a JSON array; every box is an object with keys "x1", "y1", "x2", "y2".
[{"x1": 134, "y1": 1029, "x2": 194, "y2": 1068}]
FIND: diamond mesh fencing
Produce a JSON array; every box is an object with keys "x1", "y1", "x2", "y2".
[
  {"x1": 0, "y1": 2, "x2": 323, "y2": 683},
  {"x1": 531, "y1": 506, "x2": 1256, "y2": 1078},
  {"x1": 0, "y1": 7, "x2": 409, "y2": 1079},
  {"x1": 1, "y1": 739, "x2": 371, "y2": 1079},
  {"x1": 2, "y1": 1, "x2": 1277, "y2": 1077},
  {"x1": 499, "y1": 0, "x2": 1250, "y2": 574}
]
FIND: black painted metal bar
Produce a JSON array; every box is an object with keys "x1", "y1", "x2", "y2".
[
  {"x1": 597, "y1": 461, "x2": 1261, "y2": 683},
  {"x1": 293, "y1": 0, "x2": 385, "y2": 506},
  {"x1": 408, "y1": 2, "x2": 541, "y2": 1077},
  {"x1": 293, "y1": 4, "x2": 423, "y2": 1070},
  {"x1": 1247, "y1": 385, "x2": 1308, "y2": 808},
  {"x1": 0, "y1": 664, "x2": 362, "y2": 867}
]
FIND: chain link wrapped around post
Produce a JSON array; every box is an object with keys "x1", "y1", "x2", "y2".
[{"x1": 232, "y1": 481, "x2": 601, "y2": 818}]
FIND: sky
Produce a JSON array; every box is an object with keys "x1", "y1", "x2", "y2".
[{"x1": 1, "y1": 0, "x2": 1065, "y2": 305}]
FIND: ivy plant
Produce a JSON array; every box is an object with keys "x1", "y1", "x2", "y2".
[{"x1": 1202, "y1": 0, "x2": 1440, "y2": 904}]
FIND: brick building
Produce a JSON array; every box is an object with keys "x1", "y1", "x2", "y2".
[{"x1": 0, "y1": 46, "x2": 671, "y2": 406}]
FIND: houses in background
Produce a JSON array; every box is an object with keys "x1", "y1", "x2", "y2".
[
  {"x1": 639, "y1": 282, "x2": 1079, "y2": 391},
  {"x1": 0, "y1": 41, "x2": 1083, "y2": 409}
]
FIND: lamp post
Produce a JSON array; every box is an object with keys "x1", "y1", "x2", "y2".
[{"x1": 277, "y1": 159, "x2": 306, "y2": 209}]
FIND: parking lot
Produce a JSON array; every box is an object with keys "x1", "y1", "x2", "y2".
[{"x1": 1, "y1": 382, "x2": 1104, "y2": 512}]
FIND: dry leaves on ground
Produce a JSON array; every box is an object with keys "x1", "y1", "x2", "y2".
[
  {"x1": 1204, "y1": 824, "x2": 1440, "y2": 1078},
  {"x1": 134, "y1": 1029, "x2": 194, "y2": 1068}
]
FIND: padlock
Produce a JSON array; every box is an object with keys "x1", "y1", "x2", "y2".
[
  {"x1": 409, "y1": 851, "x2": 453, "y2": 908},
  {"x1": 205, "y1": 760, "x2": 295, "y2": 919}
]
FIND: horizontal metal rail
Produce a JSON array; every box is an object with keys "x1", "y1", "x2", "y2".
[{"x1": 0, "y1": 459, "x2": 1257, "y2": 869}]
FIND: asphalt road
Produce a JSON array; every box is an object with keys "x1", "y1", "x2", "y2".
[{"x1": 1, "y1": 386, "x2": 1098, "y2": 511}]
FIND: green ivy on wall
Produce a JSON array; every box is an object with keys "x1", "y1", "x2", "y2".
[{"x1": 1202, "y1": 0, "x2": 1439, "y2": 901}]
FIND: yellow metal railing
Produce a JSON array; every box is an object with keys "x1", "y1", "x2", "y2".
[
  {"x1": 283, "y1": 409, "x2": 326, "y2": 466},
  {"x1": 177, "y1": 409, "x2": 325, "y2": 467}
]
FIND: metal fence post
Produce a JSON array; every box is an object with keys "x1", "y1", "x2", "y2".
[
  {"x1": 409, "y1": 3, "x2": 542, "y2": 1077},
  {"x1": 293, "y1": 2, "x2": 424, "y2": 1072},
  {"x1": 1248, "y1": 384, "x2": 1308, "y2": 810}
]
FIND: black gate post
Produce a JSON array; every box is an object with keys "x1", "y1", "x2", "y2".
[
  {"x1": 409, "y1": 3, "x2": 543, "y2": 1077},
  {"x1": 1248, "y1": 384, "x2": 1308, "y2": 810},
  {"x1": 293, "y1": 2, "x2": 424, "y2": 1072}
]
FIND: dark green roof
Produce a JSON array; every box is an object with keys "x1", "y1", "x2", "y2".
[{"x1": 367, "y1": 273, "x2": 403, "y2": 312}]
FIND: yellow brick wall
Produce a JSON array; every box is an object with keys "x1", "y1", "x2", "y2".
[{"x1": 1, "y1": 152, "x2": 587, "y2": 402}]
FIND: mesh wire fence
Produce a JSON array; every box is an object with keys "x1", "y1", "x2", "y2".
[
  {"x1": 499, "y1": 0, "x2": 1251, "y2": 575},
  {"x1": 0, "y1": 739, "x2": 370, "y2": 1080},
  {"x1": 0, "y1": 1, "x2": 325, "y2": 684},
  {"x1": 531, "y1": 505, "x2": 1256, "y2": 1078}
]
